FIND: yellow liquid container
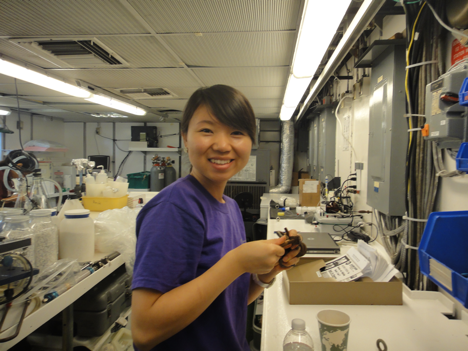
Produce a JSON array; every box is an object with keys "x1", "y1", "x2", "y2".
[{"x1": 82, "y1": 195, "x2": 129, "y2": 212}]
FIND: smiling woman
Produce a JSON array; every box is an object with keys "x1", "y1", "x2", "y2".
[{"x1": 131, "y1": 85, "x2": 303, "y2": 351}]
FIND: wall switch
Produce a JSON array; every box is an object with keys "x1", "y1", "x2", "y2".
[{"x1": 355, "y1": 162, "x2": 364, "y2": 170}]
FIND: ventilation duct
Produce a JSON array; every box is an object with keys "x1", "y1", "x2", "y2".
[
  {"x1": 120, "y1": 88, "x2": 177, "y2": 99},
  {"x1": 270, "y1": 121, "x2": 294, "y2": 193}
]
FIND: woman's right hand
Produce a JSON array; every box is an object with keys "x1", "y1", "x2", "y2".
[{"x1": 232, "y1": 236, "x2": 287, "y2": 274}]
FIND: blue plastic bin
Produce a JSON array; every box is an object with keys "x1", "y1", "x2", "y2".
[
  {"x1": 419, "y1": 211, "x2": 468, "y2": 308},
  {"x1": 460, "y1": 77, "x2": 468, "y2": 106},
  {"x1": 456, "y1": 143, "x2": 468, "y2": 172}
]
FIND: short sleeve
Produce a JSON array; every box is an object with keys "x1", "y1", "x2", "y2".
[{"x1": 132, "y1": 201, "x2": 205, "y2": 293}]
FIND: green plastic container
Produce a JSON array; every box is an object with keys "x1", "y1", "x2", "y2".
[{"x1": 127, "y1": 171, "x2": 151, "y2": 189}]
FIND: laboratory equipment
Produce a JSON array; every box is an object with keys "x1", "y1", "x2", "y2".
[
  {"x1": 26, "y1": 170, "x2": 62, "y2": 212},
  {"x1": 59, "y1": 209, "x2": 94, "y2": 261},
  {"x1": 131, "y1": 126, "x2": 158, "y2": 147},
  {"x1": 424, "y1": 68, "x2": 468, "y2": 149},
  {"x1": 283, "y1": 318, "x2": 314, "y2": 351}
]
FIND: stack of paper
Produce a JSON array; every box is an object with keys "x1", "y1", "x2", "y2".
[{"x1": 318, "y1": 240, "x2": 399, "y2": 282}]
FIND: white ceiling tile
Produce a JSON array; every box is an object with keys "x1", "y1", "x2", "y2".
[
  {"x1": 192, "y1": 67, "x2": 289, "y2": 87},
  {"x1": 163, "y1": 32, "x2": 296, "y2": 67},
  {"x1": 99, "y1": 37, "x2": 181, "y2": 68},
  {"x1": 0, "y1": 0, "x2": 148, "y2": 36},
  {"x1": 129, "y1": 0, "x2": 301, "y2": 33}
]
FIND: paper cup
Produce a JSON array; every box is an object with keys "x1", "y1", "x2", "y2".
[{"x1": 317, "y1": 310, "x2": 350, "y2": 351}]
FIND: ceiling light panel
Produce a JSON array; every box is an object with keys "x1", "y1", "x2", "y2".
[
  {"x1": 0, "y1": 1, "x2": 148, "y2": 36},
  {"x1": 129, "y1": 0, "x2": 301, "y2": 33},
  {"x1": 53, "y1": 68, "x2": 201, "y2": 89},
  {"x1": 192, "y1": 67, "x2": 289, "y2": 87}
]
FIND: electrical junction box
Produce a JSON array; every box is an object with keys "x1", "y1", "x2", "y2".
[
  {"x1": 366, "y1": 44, "x2": 407, "y2": 216},
  {"x1": 424, "y1": 68, "x2": 468, "y2": 149}
]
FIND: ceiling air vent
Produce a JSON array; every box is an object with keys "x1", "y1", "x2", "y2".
[
  {"x1": 11, "y1": 38, "x2": 129, "y2": 68},
  {"x1": 36, "y1": 40, "x2": 122, "y2": 65},
  {"x1": 120, "y1": 88, "x2": 177, "y2": 99}
]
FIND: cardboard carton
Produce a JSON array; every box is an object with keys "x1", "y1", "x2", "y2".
[
  {"x1": 283, "y1": 259, "x2": 403, "y2": 305},
  {"x1": 292, "y1": 171, "x2": 310, "y2": 187},
  {"x1": 299, "y1": 179, "x2": 321, "y2": 206}
]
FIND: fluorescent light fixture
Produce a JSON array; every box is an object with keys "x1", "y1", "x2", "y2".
[
  {"x1": 0, "y1": 107, "x2": 11, "y2": 116},
  {"x1": 280, "y1": 0, "x2": 352, "y2": 120},
  {"x1": 292, "y1": 0, "x2": 352, "y2": 78},
  {"x1": 280, "y1": 105, "x2": 296, "y2": 121},
  {"x1": 86, "y1": 94, "x2": 146, "y2": 116},
  {"x1": 283, "y1": 75, "x2": 313, "y2": 107},
  {"x1": 91, "y1": 113, "x2": 129, "y2": 118},
  {"x1": 0, "y1": 58, "x2": 91, "y2": 98}
]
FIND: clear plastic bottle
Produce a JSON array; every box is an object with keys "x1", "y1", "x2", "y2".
[
  {"x1": 29, "y1": 209, "x2": 58, "y2": 273},
  {"x1": 3, "y1": 215, "x2": 35, "y2": 267},
  {"x1": 283, "y1": 319, "x2": 314, "y2": 351}
]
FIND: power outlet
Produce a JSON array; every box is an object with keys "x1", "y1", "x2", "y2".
[{"x1": 96, "y1": 127, "x2": 101, "y2": 135}]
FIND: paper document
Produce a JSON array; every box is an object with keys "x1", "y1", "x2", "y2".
[{"x1": 316, "y1": 241, "x2": 399, "y2": 283}]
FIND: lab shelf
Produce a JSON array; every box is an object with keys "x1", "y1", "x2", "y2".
[
  {"x1": 128, "y1": 147, "x2": 180, "y2": 152},
  {"x1": 0, "y1": 254, "x2": 126, "y2": 350}
]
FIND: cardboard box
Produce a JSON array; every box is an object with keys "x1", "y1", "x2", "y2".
[
  {"x1": 283, "y1": 259, "x2": 403, "y2": 305},
  {"x1": 291, "y1": 171, "x2": 310, "y2": 187},
  {"x1": 299, "y1": 179, "x2": 321, "y2": 206}
]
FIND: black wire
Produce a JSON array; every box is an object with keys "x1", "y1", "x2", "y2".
[
  {"x1": 0, "y1": 254, "x2": 34, "y2": 305},
  {"x1": 115, "y1": 151, "x2": 132, "y2": 178},
  {"x1": 14, "y1": 79, "x2": 23, "y2": 149}
]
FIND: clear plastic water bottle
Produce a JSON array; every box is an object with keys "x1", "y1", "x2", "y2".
[{"x1": 283, "y1": 319, "x2": 314, "y2": 351}]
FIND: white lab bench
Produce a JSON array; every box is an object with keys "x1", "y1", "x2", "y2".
[
  {"x1": 0, "y1": 250, "x2": 126, "y2": 350},
  {"x1": 260, "y1": 194, "x2": 468, "y2": 351}
]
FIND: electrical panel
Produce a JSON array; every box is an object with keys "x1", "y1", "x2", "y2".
[
  {"x1": 307, "y1": 106, "x2": 336, "y2": 183},
  {"x1": 308, "y1": 116, "x2": 320, "y2": 179},
  {"x1": 424, "y1": 68, "x2": 468, "y2": 149},
  {"x1": 366, "y1": 44, "x2": 407, "y2": 216},
  {"x1": 318, "y1": 107, "x2": 336, "y2": 183}
]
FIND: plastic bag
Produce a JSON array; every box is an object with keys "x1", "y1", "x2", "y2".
[{"x1": 94, "y1": 206, "x2": 138, "y2": 275}]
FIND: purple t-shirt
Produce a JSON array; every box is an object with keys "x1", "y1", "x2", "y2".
[{"x1": 132, "y1": 175, "x2": 251, "y2": 351}]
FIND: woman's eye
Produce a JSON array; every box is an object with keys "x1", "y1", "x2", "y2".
[
  {"x1": 200, "y1": 128, "x2": 212, "y2": 133},
  {"x1": 232, "y1": 131, "x2": 245, "y2": 136}
]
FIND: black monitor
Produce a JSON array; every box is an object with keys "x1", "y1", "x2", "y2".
[
  {"x1": 131, "y1": 126, "x2": 158, "y2": 147},
  {"x1": 88, "y1": 155, "x2": 110, "y2": 171}
]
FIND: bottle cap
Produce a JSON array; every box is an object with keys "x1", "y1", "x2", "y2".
[
  {"x1": 64, "y1": 209, "x2": 90, "y2": 218},
  {"x1": 291, "y1": 318, "x2": 306, "y2": 330}
]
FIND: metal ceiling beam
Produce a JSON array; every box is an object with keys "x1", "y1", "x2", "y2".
[{"x1": 296, "y1": 0, "x2": 387, "y2": 125}]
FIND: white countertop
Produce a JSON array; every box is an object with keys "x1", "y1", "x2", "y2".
[{"x1": 261, "y1": 201, "x2": 468, "y2": 351}]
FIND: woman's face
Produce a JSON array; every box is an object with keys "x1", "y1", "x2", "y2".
[{"x1": 182, "y1": 105, "x2": 252, "y2": 192}]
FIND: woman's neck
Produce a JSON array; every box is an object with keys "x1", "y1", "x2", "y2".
[{"x1": 189, "y1": 173, "x2": 226, "y2": 203}]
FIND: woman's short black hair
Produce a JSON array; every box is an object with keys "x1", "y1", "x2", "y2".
[{"x1": 181, "y1": 85, "x2": 256, "y2": 144}]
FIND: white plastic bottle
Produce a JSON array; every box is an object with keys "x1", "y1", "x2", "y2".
[
  {"x1": 96, "y1": 166, "x2": 108, "y2": 184},
  {"x1": 59, "y1": 209, "x2": 95, "y2": 261},
  {"x1": 283, "y1": 319, "x2": 314, "y2": 351}
]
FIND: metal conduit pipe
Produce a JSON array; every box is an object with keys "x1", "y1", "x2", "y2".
[{"x1": 270, "y1": 120, "x2": 294, "y2": 193}]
